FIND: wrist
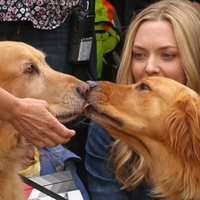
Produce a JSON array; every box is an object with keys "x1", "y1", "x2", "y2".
[
  {"x1": 0, "y1": 88, "x2": 22, "y2": 122},
  {"x1": 7, "y1": 97, "x2": 22, "y2": 122}
]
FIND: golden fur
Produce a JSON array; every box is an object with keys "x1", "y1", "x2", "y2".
[
  {"x1": 0, "y1": 41, "x2": 86, "y2": 200},
  {"x1": 85, "y1": 76, "x2": 200, "y2": 200}
]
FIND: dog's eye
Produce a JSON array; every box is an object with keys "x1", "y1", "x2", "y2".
[
  {"x1": 23, "y1": 63, "x2": 39, "y2": 74},
  {"x1": 137, "y1": 83, "x2": 151, "y2": 91}
]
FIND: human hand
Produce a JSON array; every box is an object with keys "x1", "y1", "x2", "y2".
[{"x1": 9, "y1": 98, "x2": 76, "y2": 148}]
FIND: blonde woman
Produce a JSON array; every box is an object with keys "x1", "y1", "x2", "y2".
[{"x1": 85, "y1": 0, "x2": 200, "y2": 199}]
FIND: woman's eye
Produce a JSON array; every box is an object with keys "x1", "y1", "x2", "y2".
[
  {"x1": 162, "y1": 53, "x2": 176, "y2": 60},
  {"x1": 132, "y1": 52, "x2": 146, "y2": 60},
  {"x1": 137, "y1": 83, "x2": 151, "y2": 91}
]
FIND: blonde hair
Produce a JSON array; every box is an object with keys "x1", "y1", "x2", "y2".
[{"x1": 110, "y1": 0, "x2": 200, "y2": 189}]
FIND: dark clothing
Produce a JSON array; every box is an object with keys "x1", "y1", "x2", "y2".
[
  {"x1": 0, "y1": 0, "x2": 80, "y2": 30},
  {"x1": 108, "y1": 0, "x2": 159, "y2": 29}
]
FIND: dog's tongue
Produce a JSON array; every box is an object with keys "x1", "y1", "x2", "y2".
[
  {"x1": 75, "y1": 102, "x2": 89, "y2": 115},
  {"x1": 81, "y1": 102, "x2": 89, "y2": 111}
]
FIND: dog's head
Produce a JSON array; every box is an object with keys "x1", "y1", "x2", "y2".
[
  {"x1": 85, "y1": 76, "x2": 200, "y2": 161},
  {"x1": 0, "y1": 41, "x2": 87, "y2": 123}
]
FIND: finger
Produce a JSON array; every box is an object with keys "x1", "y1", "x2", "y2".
[
  {"x1": 26, "y1": 139, "x2": 46, "y2": 149},
  {"x1": 25, "y1": 133, "x2": 52, "y2": 148},
  {"x1": 27, "y1": 131, "x2": 72, "y2": 147},
  {"x1": 34, "y1": 128, "x2": 71, "y2": 147},
  {"x1": 58, "y1": 137, "x2": 71, "y2": 145},
  {"x1": 47, "y1": 107, "x2": 56, "y2": 117},
  {"x1": 43, "y1": 131, "x2": 72, "y2": 145},
  {"x1": 33, "y1": 99, "x2": 55, "y2": 116},
  {"x1": 36, "y1": 141, "x2": 46, "y2": 149},
  {"x1": 41, "y1": 101, "x2": 56, "y2": 116},
  {"x1": 50, "y1": 122, "x2": 76, "y2": 138},
  {"x1": 39, "y1": 136, "x2": 58, "y2": 147}
]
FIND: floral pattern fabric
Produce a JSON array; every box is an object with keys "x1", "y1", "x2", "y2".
[{"x1": 0, "y1": 0, "x2": 81, "y2": 30}]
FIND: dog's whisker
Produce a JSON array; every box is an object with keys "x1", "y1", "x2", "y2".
[
  {"x1": 71, "y1": 116, "x2": 90, "y2": 128},
  {"x1": 108, "y1": 89, "x2": 115, "y2": 99},
  {"x1": 87, "y1": 100, "x2": 104, "y2": 106},
  {"x1": 87, "y1": 121, "x2": 95, "y2": 135},
  {"x1": 86, "y1": 71, "x2": 95, "y2": 81}
]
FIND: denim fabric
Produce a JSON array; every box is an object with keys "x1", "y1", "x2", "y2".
[
  {"x1": 39, "y1": 145, "x2": 90, "y2": 200},
  {"x1": 85, "y1": 122, "x2": 157, "y2": 200}
]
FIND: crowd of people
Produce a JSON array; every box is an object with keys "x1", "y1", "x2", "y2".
[{"x1": 0, "y1": 0, "x2": 199, "y2": 200}]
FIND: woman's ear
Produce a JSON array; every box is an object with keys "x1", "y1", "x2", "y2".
[{"x1": 163, "y1": 94, "x2": 200, "y2": 161}]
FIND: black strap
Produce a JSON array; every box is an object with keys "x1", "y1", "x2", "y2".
[{"x1": 21, "y1": 175, "x2": 68, "y2": 200}]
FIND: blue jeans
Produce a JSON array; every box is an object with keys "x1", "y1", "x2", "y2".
[{"x1": 85, "y1": 122, "x2": 157, "y2": 200}]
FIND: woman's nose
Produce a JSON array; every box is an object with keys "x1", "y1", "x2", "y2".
[{"x1": 145, "y1": 58, "x2": 160, "y2": 75}]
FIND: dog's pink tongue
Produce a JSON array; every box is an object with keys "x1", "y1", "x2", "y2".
[
  {"x1": 82, "y1": 102, "x2": 89, "y2": 109},
  {"x1": 75, "y1": 102, "x2": 89, "y2": 115}
]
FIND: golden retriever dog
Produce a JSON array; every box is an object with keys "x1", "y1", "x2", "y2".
[
  {"x1": 0, "y1": 41, "x2": 88, "y2": 200},
  {"x1": 83, "y1": 76, "x2": 200, "y2": 200}
]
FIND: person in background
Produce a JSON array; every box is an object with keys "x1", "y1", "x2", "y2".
[{"x1": 85, "y1": 0, "x2": 200, "y2": 199}]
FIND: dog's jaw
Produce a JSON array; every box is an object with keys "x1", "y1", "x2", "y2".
[
  {"x1": 85, "y1": 104, "x2": 123, "y2": 127},
  {"x1": 56, "y1": 101, "x2": 89, "y2": 123}
]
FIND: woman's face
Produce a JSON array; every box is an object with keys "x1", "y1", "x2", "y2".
[{"x1": 131, "y1": 20, "x2": 186, "y2": 84}]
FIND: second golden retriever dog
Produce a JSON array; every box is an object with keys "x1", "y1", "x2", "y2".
[
  {"x1": 0, "y1": 41, "x2": 88, "y2": 200},
  {"x1": 83, "y1": 76, "x2": 200, "y2": 200}
]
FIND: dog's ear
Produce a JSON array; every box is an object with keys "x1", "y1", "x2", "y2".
[{"x1": 163, "y1": 94, "x2": 200, "y2": 161}]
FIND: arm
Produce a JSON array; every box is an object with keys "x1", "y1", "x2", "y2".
[{"x1": 0, "y1": 87, "x2": 75, "y2": 148}]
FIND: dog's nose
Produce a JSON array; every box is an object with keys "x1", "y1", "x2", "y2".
[
  {"x1": 86, "y1": 80, "x2": 98, "y2": 89},
  {"x1": 76, "y1": 82, "x2": 91, "y2": 98}
]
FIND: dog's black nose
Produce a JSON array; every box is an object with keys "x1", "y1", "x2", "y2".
[{"x1": 76, "y1": 82, "x2": 91, "y2": 98}]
